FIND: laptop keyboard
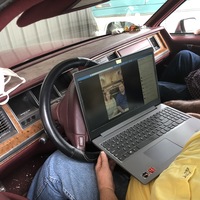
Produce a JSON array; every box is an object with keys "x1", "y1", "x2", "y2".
[{"x1": 101, "y1": 107, "x2": 190, "y2": 161}]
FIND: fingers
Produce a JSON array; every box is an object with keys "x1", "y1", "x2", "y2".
[
  {"x1": 95, "y1": 152, "x2": 102, "y2": 171},
  {"x1": 100, "y1": 151, "x2": 109, "y2": 165},
  {"x1": 164, "y1": 100, "x2": 175, "y2": 106},
  {"x1": 95, "y1": 151, "x2": 116, "y2": 193},
  {"x1": 188, "y1": 112, "x2": 200, "y2": 119},
  {"x1": 96, "y1": 151, "x2": 108, "y2": 172},
  {"x1": 96, "y1": 151, "x2": 116, "y2": 173},
  {"x1": 109, "y1": 159, "x2": 116, "y2": 171}
]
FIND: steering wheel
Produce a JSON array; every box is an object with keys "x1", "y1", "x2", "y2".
[{"x1": 39, "y1": 57, "x2": 100, "y2": 162}]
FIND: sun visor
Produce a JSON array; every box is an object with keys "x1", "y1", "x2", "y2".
[
  {"x1": 0, "y1": 0, "x2": 43, "y2": 31},
  {"x1": 0, "y1": 0, "x2": 109, "y2": 30}
]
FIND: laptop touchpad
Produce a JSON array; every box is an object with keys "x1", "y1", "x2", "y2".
[{"x1": 144, "y1": 139, "x2": 182, "y2": 163}]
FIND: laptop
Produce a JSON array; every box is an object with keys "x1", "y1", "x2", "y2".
[{"x1": 73, "y1": 47, "x2": 200, "y2": 184}]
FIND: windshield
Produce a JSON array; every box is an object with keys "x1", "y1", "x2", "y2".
[{"x1": 0, "y1": 0, "x2": 167, "y2": 65}]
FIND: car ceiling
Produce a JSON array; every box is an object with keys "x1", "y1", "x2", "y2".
[{"x1": 0, "y1": 0, "x2": 109, "y2": 31}]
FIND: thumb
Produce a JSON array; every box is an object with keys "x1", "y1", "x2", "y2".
[
  {"x1": 100, "y1": 151, "x2": 109, "y2": 166},
  {"x1": 96, "y1": 151, "x2": 108, "y2": 171}
]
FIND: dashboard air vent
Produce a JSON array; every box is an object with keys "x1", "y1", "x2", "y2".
[
  {"x1": 107, "y1": 52, "x2": 118, "y2": 61},
  {"x1": 0, "y1": 107, "x2": 16, "y2": 142},
  {"x1": 0, "y1": 111, "x2": 10, "y2": 133},
  {"x1": 94, "y1": 52, "x2": 118, "y2": 64}
]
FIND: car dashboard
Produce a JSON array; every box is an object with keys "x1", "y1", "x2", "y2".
[{"x1": 0, "y1": 26, "x2": 170, "y2": 177}]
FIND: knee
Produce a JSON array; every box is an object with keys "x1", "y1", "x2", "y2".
[
  {"x1": 158, "y1": 81, "x2": 191, "y2": 102},
  {"x1": 178, "y1": 50, "x2": 191, "y2": 55},
  {"x1": 177, "y1": 50, "x2": 192, "y2": 60}
]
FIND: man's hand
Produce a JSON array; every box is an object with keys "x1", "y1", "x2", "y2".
[
  {"x1": 164, "y1": 100, "x2": 196, "y2": 113},
  {"x1": 95, "y1": 151, "x2": 117, "y2": 200}
]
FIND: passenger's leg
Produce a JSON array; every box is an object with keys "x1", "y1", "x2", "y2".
[
  {"x1": 126, "y1": 132, "x2": 200, "y2": 200},
  {"x1": 160, "y1": 50, "x2": 200, "y2": 83},
  {"x1": 158, "y1": 81, "x2": 191, "y2": 102}
]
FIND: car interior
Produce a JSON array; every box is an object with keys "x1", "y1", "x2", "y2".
[{"x1": 0, "y1": 0, "x2": 200, "y2": 199}]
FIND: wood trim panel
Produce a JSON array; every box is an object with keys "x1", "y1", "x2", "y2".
[
  {"x1": 153, "y1": 32, "x2": 169, "y2": 58},
  {"x1": 116, "y1": 39, "x2": 151, "y2": 57},
  {"x1": 115, "y1": 31, "x2": 170, "y2": 63},
  {"x1": 0, "y1": 104, "x2": 43, "y2": 160}
]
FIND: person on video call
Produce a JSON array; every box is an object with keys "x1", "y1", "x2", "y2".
[
  {"x1": 104, "y1": 90, "x2": 118, "y2": 119},
  {"x1": 115, "y1": 82, "x2": 128, "y2": 113}
]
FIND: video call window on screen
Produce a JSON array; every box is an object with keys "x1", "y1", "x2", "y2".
[{"x1": 99, "y1": 67, "x2": 129, "y2": 120}]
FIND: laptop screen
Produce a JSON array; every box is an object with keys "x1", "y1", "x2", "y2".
[{"x1": 74, "y1": 47, "x2": 160, "y2": 140}]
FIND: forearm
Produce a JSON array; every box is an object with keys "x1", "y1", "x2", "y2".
[
  {"x1": 117, "y1": 106, "x2": 124, "y2": 113},
  {"x1": 95, "y1": 152, "x2": 118, "y2": 200},
  {"x1": 188, "y1": 100, "x2": 200, "y2": 113},
  {"x1": 99, "y1": 188, "x2": 118, "y2": 200},
  {"x1": 187, "y1": 112, "x2": 200, "y2": 119},
  {"x1": 165, "y1": 100, "x2": 200, "y2": 114}
]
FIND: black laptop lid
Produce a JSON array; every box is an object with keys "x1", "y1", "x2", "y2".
[{"x1": 74, "y1": 47, "x2": 160, "y2": 140}]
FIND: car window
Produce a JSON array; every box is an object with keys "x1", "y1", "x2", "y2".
[
  {"x1": 92, "y1": 0, "x2": 167, "y2": 34},
  {"x1": 161, "y1": 0, "x2": 200, "y2": 34},
  {"x1": 0, "y1": 0, "x2": 167, "y2": 56}
]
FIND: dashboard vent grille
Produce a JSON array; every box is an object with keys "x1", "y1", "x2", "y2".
[
  {"x1": 94, "y1": 52, "x2": 118, "y2": 64},
  {"x1": 0, "y1": 107, "x2": 16, "y2": 141},
  {"x1": 0, "y1": 110, "x2": 10, "y2": 133},
  {"x1": 107, "y1": 52, "x2": 118, "y2": 61}
]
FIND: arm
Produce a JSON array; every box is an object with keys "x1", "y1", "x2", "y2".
[
  {"x1": 117, "y1": 105, "x2": 125, "y2": 113},
  {"x1": 164, "y1": 100, "x2": 200, "y2": 114},
  {"x1": 95, "y1": 151, "x2": 118, "y2": 200},
  {"x1": 187, "y1": 112, "x2": 200, "y2": 119},
  {"x1": 111, "y1": 98, "x2": 119, "y2": 117}
]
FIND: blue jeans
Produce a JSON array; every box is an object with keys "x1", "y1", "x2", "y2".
[
  {"x1": 158, "y1": 50, "x2": 200, "y2": 102},
  {"x1": 27, "y1": 150, "x2": 129, "y2": 200}
]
